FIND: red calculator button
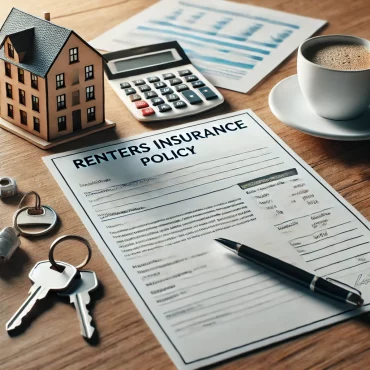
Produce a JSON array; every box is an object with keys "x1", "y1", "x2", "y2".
[
  {"x1": 142, "y1": 107, "x2": 155, "y2": 116},
  {"x1": 135, "y1": 100, "x2": 149, "y2": 109}
]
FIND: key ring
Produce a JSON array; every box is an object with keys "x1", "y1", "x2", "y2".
[
  {"x1": 13, "y1": 191, "x2": 58, "y2": 236},
  {"x1": 49, "y1": 235, "x2": 92, "y2": 272}
]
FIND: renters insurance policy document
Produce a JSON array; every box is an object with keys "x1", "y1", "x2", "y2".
[{"x1": 44, "y1": 110, "x2": 370, "y2": 369}]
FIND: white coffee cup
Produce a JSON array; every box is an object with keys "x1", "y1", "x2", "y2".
[{"x1": 297, "y1": 35, "x2": 370, "y2": 120}]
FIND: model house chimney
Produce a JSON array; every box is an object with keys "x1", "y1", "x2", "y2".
[{"x1": 44, "y1": 12, "x2": 50, "y2": 21}]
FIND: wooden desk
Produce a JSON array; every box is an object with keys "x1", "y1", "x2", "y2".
[{"x1": 0, "y1": 1, "x2": 369, "y2": 369}]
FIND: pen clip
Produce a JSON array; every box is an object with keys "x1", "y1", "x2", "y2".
[{"x1": 326, "y1": 277, "x2": 362, "y2": 296}]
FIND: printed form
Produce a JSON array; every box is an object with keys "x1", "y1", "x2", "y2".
[
  {"x1": 44, "y1": 110, "x2": 370, "y2": 369},
  {"x1": 90, "y1": 0, "x2": 326, "y2": 93}
]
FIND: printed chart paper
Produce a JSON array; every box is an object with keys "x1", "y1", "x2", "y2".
[
  {"x1": 44, "y1": 110, "x2": 370, "y2": 369},
  {"x1": 90, "y1": 0, "x2": 326, "y2": 93}
]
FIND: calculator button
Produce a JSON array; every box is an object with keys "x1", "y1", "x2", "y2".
[
  {"x1": 158, "y1": 104, "x2": 172, "y2": 112},
  {"x1": 120, "y1": 82, "x2": 131, "y2": 89},
  {"x1": 160, "y1": 87, "x2": 174, "y2": 95},
  {"x1": 176, "y1": 84, "x2": 189, "y2": 92},
  {"x1": 162, "y1": 73, "x2": 175, "y2": 80},
  {"x1": 144, "y1": 91, "x2": 158, "y2": 99},
  {"x1": 151, "y1": 97, "x2": 165, "y2": 106},
  {"x1": 139, "y1": 84, "x2": 151, "y2": 92},
  {"x1": 184, "y1": 75, "x2": 199, "y2": 82},
  {"x1": 192, "y1": 81, "x2": 205, "y2": 88},
  {"x1": 173, "y1": 100, "x2": 187, "y2": 109},
  {"x1": 198, "y1": 86, "x2": 218, "y2": 100},
  {"x1": 181, "y1": 90, "x2": 202, "y2": 105},
  {"x1": 133, "y1": 79, "x2": 145, "y2": 86},
  {"x1": 147, "y1": 76, "x2": 160, "y2": 83},
  {"x1": 167, "y1": 94, "x2": 179, "y2": 102},
  {"x1": 169, "y1": 78, "x2": 182, "y2": 86},
  {"x1": 125, "y1": 88, "x2": 136, "y2": 95},
  {"x1": 130, "y1": 94, "x2": 142, "y2": 102},
  {"x1": 154, "y1": 81, "x2": 167, "y2": 89},
  {"x1": 135, "y1": 100, "x2": 149, "y2": 109},
  {"x1": 142, "y1": 107, "x2": 155, "y2": 116},
  {"x1": 178, "y1": 69, "x2": 192, "y2": 76}
]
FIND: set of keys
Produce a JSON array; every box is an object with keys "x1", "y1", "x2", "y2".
[{"x1": 6, "y1": 235, "x2": 99, "y2": 339}]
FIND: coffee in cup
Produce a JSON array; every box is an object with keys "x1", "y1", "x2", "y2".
[
  {"x1": 297, "y1": 35, "x2": 370, "y2": 120},
  {"x1": 306, "y1": 43, "x2": 370, "y2": 71}
]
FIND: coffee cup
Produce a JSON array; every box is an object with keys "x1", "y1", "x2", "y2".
[{"x1": 297, "y1": 35, "x2": 370, "y2": 120}]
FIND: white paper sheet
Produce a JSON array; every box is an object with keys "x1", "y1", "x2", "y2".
[
  {"x1": 44, "y1": 110, "x2": 370, "y2": 369},
  {"x1": 90, "y1": 0, "x2": 326, "y2": 93}
]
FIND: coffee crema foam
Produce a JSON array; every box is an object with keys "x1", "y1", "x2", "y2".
[{"x1": 307, "y1": 43, "x2": 370, "y2": 71}]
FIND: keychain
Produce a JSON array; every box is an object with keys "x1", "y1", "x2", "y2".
[
  {"x1": 13, "y1": 191, "x2": 58, "y2": 237},
  {"x1": 0, "y1": 191, "x2": 58, "y2": 260},
  {"x1": 6, "y1": 235, "x2": 99, "y2": 340}
]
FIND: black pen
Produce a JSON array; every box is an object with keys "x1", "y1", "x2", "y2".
[{"x1": 215, "y1": 237, "x2": 364, "y2": 307}]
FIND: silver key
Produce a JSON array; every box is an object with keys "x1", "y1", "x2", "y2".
[
  {"x1": 6, "y1": 260, "x2": 77, "y2": 331},
  {"x1": 59, "y1": 270, "x2": 98, "y2": 339}
]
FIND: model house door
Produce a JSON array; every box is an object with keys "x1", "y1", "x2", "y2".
[{"x1": 72, "y1": 109, "x2": 82, "y2": 131}]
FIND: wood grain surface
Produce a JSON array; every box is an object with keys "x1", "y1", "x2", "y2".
[{"x1": 0, "y1": 1, "x2": 369, "y2": 369}]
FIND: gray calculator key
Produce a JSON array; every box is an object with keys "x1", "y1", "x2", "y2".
[
  {"x1": 147, "y1": 76, "x2": 160, "y2": 83},
  {"x1": 158, "y1": 103, "x2": 172, "y2": 112},
  {"x1": 139, "y1": 84, "x2": 151, "y2": 92},
  {"x1": 167, "y1": 94, "x2": 179, "y2": 102},
  {"x1": 198, "y1": 86, "x2": 218, "y2": 100},
  {"x1": 144, "y1": 91, "x2": 158, "y2": 99},
  {"x1": 178, "y1": 69, "x2": 192, "y2": 76},
  {"x1": 130, "y1": 94, "x2": 141, "y2": 102},
  {"x1": 176, "y1": 84, "x2": 189, "y2": 92},
  {"x1": 120, "y1": 82, "x2": 131, "y2": 89},
  {"x1": 192, "y1": 80, "x2": 205, "y2": 88},
  {"x1": 151, "y1": 97, "x2": 164, "y2": 106},
  {"x1": 182, "y1": 90, "x2": 202, "y2": 104},
  {"x1": 163, "y1": 73, "x2": 175, "y2": 80},
  {"x1": 154, "y1": 81, "x2": 167, "y2": 89},
  {"x1": 185, "y1": 75, "x2": 199, "y2": 82},
  {"x1": 169, "y1": 78, "x2": 182, "y2": 86},
  {"x1": 125, "y1": 88, "x2": 136, "y2": 95},
  {"x1": 173, "y1": 100, "x2": 187, "y2": 109},
  {"x1": 160, "y1": 87, "x2": 174, "y2": 95},
  {"x1": 133, "y1": 79, "x2": 145, "y2": 86}
]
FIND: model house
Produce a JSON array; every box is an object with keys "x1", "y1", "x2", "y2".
[{"x1": 0, "y1": 8, "x2": 105, "y2": 142}]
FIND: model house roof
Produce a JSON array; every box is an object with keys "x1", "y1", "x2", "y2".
[{"x1": 0, "y1": 8, "x2": 72, "y2": 77}]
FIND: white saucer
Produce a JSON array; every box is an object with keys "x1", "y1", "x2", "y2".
[{"x1": 269, "y1": 75, "x2": 370, "y2": 141}]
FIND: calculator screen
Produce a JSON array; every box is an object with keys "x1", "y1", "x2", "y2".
[{"x1": 114, "y1": 51, "x2": 176, "y2": 72}]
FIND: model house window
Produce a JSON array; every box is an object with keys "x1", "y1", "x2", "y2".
[
  {"x1": 7, "y1": 104, "x2": 13, "y2": 118},
  {"x1": 56, "y1": 73, "x2": 65, "y2": 89},
  {"x1": 57, "y1": 94, "x2": 66, "y2": 110},
  {"x1": 20, "y1": 110, "x2": 27, "y2": 125},
  {"x1": 32, "y1": 95, "x2": 39, "y2": 112},
  {"x1": 6, "y1": 83, "x2": 12, "y2": 99},
  {"x1": 86, "y1": 86, "x2": 95, "y2": 101},
  {"x1": 85, "y1": 65, "x2": 94, "y2": 80},
  {"x1": 18, "y1": 68, "x2": 24, "y2": 83},
  {"x1": 7, "y1": 43, "x2": 14, "y2": 58},
  {"x1": 19, "y1": 89, "x2": 26, "y2": 105},
  {"x1": 33, "y1": 117, "x2": 40, "y2": 132},
  {"x1": 5, "y1": 62, "x2": 11, "y2": 77},
  {"x1": 87, "y1": 106, "x2": 95, "y2": 122},
  {"x1": 31, "y1": 74, "x2": 38, "y2": 89},
  {"x1": 58, "y1": 116, "x2": 67, "y2": 131},
  {"x1": 72, "y1": 91, "x2": 80, "y2": 106},
  {"x1": 69, "y1": 47, "x2": 78, "y2": 63}
]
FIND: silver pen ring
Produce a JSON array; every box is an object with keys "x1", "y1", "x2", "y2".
[{"x1": 49, "y1": 235, "x2": 92, "y2": 272}]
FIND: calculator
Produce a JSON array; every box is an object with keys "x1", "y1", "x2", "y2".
[{"x1": 103, "y1": 41, "x2": 224, "y2": 122}]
